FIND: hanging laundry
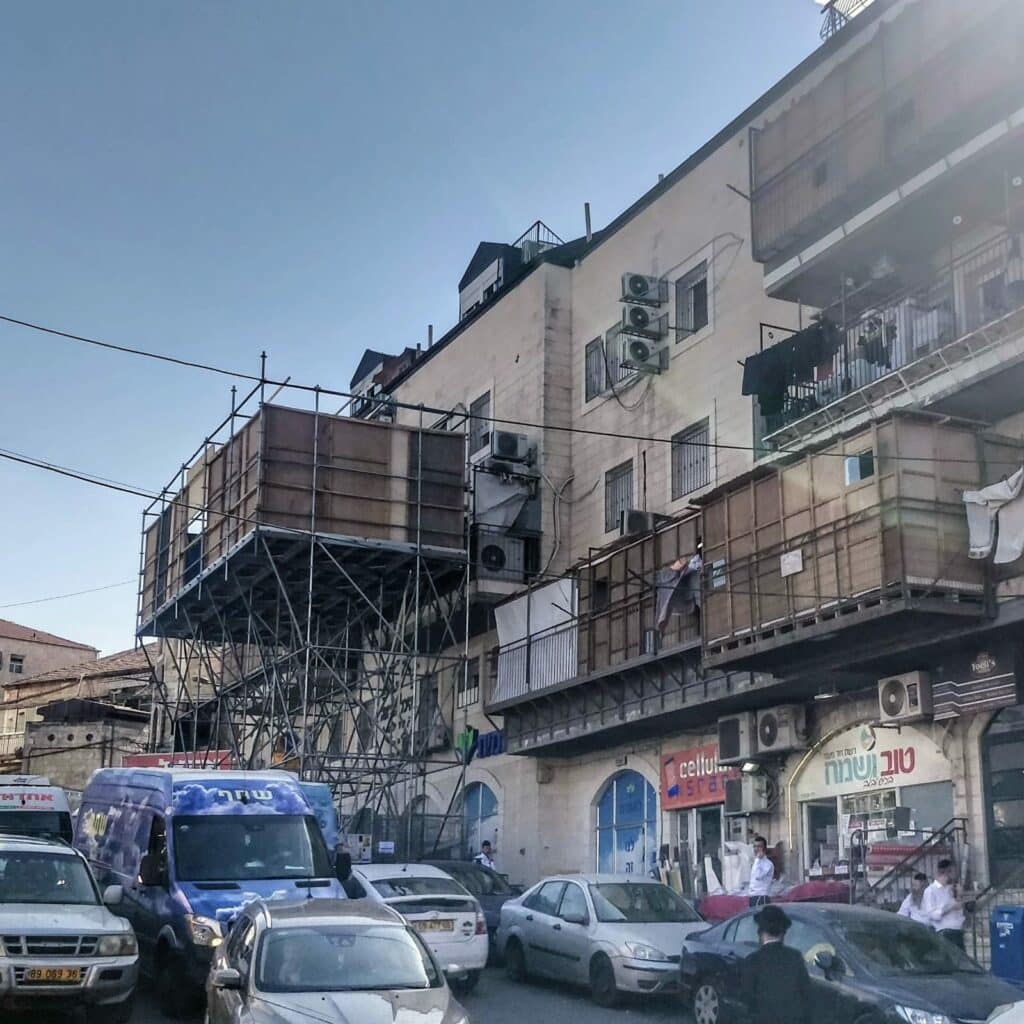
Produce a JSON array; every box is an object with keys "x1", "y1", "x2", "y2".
[
  {"x1": 963, "y1": 466, "x2": 1024, "y2": 562},
  {"x1": 741, "y1": 320, "x2": 835, "y2": 417},
  {"x1": 656, "y1": 554, "x2": 703, "y2": 626}
]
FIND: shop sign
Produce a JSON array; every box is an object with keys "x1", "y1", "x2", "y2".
[
  {"x1": 932, "y1": 644, "x2": 1020, "y2": 720},
  {"x1": 122, "y1": 750, "x2": 235, "y2": 769},
  {"x1": 455, "y1": 728, "x2": 505, "y2": 763},
  {"x1": 795, "y1": 723, "x2": 949, "y2": 802},
  {"x1": 661, "y1": 742, "x2": 738, "y2": 810}
]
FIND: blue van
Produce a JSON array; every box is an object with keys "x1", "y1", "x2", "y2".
[
  {"x1": 74, "y1": 768, "x2": 345, "y2": 1015},
  {"x1": 296, "y1": 779, "x2": 339, "y2": 854}
]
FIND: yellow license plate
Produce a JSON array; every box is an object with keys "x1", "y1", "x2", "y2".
[
  {"x1": 25, "y1": 968, "x2": 82, "y2": 983},
  {"x1": 414, "y1": 919, "x2": 454, "y2": 933}
]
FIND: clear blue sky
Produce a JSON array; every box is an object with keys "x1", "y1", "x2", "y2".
[{"x1": 0, "y1": 1, "x2": 822, "y2": 655}]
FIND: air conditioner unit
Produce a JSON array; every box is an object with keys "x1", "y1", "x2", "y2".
[
  {"x1": 724, "y1": 775, "x2": 770, "y2": 816},
  {"x1": 476, "y1": 534, "x2": 526, "y2": 582},
  {"x1": 489, "y1": 431, "x2": 531, "y2": 464},
  {"x1": 878, "y1": 671, "x2": 933, "y2": 723},
  {"x1": 718, "y1": 712, "x2": 757, "y2": 765},
  {"x1": 619, "y1": 509, "x2": 655, "y2": 537},
  {"x1": 621, "y1": 303, "x2": 669, "y2": 338},
  {"x1": 756, "y1": 705, "x2": 808, "y2": 755},
  {"x1": 621, "y1": 272, "x2": 668, "y2": 306},
  {"x1": 620, "y1": 331, "x2": 668, "y2": 374}
]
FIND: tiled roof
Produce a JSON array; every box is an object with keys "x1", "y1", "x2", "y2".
[
  {"x1": 4, "y1": 647, "x2": 151, "y2": 691},
  {"x1": 0, "y1": 617, "x2": 97, "y2": 652}
]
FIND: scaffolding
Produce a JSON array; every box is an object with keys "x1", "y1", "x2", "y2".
[{"x1": 137, "y1": 383, "x2": 473, "y2": 856}]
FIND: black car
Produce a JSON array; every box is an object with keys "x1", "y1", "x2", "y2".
[
  {"x1": 680, "y1": 903, "x2": 1021, "y2": 1024},
  {"x1": 421, "y1": 860, "x2": 521, "y2": 946}
]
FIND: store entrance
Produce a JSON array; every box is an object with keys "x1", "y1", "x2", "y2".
[
  {"x1": 697, "y1": 806, "x2": 723, "y2": 889},
  {"x1": 805, "y1": 799, "x2": 839, "y2": 873}
]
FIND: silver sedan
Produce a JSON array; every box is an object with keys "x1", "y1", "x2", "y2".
[
  {"x1": 496, "y1": 873, "x2": 708, "y2": 1007},
  {"x1": 205, "y1": 897, "x2": 469, "y2": 1024}
]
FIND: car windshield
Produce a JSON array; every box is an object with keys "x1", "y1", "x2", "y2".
[
  {"x1": 590, "y1": 882, "x2": 701, "y2": 923},
  {"x1": 257, "y1": 924, "x2": 442, "y2": 993},
  {"x1": 172, "y1": 815, "x2": 332, "y2": 882},
  {"x1": 838, "y1": 917, "x2": 983, "y2": 975},
  {"x1": 0, "y1": 851, "x2": 98, "y2": 905},
  {"x1": 371, "y1": 875, "x2": 466, "y2": 899},
  {"x1": 0, "y1": 812, "x2": 73, "y2": 844}
]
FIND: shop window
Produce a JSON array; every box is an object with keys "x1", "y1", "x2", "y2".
[
  {"x1": 463, "y1": 781, "x2": 498, "y2": 858},
  {"x1": 899, "y1": 781, "x2": 954, "y2": 833},
  {"x1": 595, "y1": 770, "x2": 657, "y2": 875}
]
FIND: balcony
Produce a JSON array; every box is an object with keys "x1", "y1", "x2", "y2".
[
  {"x1": 0, "y1": 732, "x2": 24, "y2": 758},
  {"x1": 702, "y1": 415, "x2": 1009, "y2": 672},
  {"x1": 751, "y1": 0, "x2": 1024, "y2": 273},
  {"x1": 749, "y1": 231, "x2": 1024, "y2": 449}
]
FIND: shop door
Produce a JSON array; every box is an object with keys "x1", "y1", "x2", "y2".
[
  {"x1": 984, "y1": 707, "x2": 1024, "y2": 884},
  {"x1": 697, "y1": 806, "x2": 723, "y2": 891}
]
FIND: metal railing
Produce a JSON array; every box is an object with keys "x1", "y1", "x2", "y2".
[
  {"x1": 760, "y1": 231, "x2": 1024, "y2": 437},
  {"x1": 0, "y1": 732, "x2": 24, "y2": 757},
  {"x1": 489, "y1": 621, "x2": 577, "y2": 706}
]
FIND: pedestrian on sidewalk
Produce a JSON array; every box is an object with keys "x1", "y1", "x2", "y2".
[
  {"x1": 897, "y1": 872, "x2": 931, "y2": 925},
  {"x1": 748, "y1": 835, "x2": 774, "y2": 907},
  {"x1": 473, "y1": 840, "x2": 496, "y2": 870},
  {"x1": 741, "y1": 905, "x2": 812, "y2": 1024},
  {"x1": 923, "y1": 859, "x2": 966, "y2": 949}
]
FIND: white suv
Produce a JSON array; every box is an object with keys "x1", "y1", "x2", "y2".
[{"x1": 0, "y1": 835, "x2": 138, "y2": 1021}]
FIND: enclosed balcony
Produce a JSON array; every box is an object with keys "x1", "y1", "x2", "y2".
[
  {"x1": 751, "y1": 0, "x2": 1024, "y2": 281},
  {"x1": 702, "y1": 415, "x2": 1018, "y2": 671}
]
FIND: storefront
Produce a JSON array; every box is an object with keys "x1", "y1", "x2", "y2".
[
  {"x1": 661, "y1": 742, "x2": 740, "y2": 895},
  {"x1": 794, "y1": 722, "x2": 953, "y2": 879},
  {"x1": 983, "y1": 705, "x2": 1024, "y2": 884},
  {"x1": 595, "y1": 770, "x2": 658, "y2": 874}
]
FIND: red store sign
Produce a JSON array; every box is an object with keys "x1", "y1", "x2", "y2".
[
  {"x1": 661, "y1": 743, "x2": 738, "y2": 810},
  {"x1": 122, "y1": 750, "x2": 236, "y2": 769}
]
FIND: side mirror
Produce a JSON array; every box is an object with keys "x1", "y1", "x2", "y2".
[
  {"x1": 102, "y1": 884, "x2": 124, "y2": 907},
  {"x1": 211, "y1": 967, "x2": 243, "y2": 990},
  {"x1": 138, "y1": 852, "x2": 165, "y2": 888},
  {"x1": 562, "y1": 911, "x2": 588, "y2": 926},
  {"x1": 814, "y1": 950, "x2": 840, "y2": 974}
]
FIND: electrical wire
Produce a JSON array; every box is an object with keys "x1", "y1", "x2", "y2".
[
  {"x1": 1, "y1": 311, "x2": 1012, "y2": 467},
  {"x1": 0, "y1": 579, "x2": 135, "y2": 610}
]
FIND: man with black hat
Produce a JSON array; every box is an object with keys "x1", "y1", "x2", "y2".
[{"x1": 740, "y1": 904, "x2": 812, "y2": 1024}]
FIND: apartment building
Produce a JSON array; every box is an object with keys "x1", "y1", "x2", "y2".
[{"x1": 349, "y1": 0, "x2": 1024, "y2": 910}]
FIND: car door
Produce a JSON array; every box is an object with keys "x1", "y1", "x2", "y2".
[
  {"x1": 131, "y1": 814, "x2": 171, "y2": 970},
  {"x1": 711, "y1": 912, "x2": 761, "y2": 1021},
  {"x1": 548, "y1": 881, "x2": 593, "y2": 984},
  {"x1": 784, "y1": 917, "x2": 859, "y2": 1024},
  {"x1": 210, "y1": 913, "x2": 257, "y2": 1024},
  {"x1": 521, "y1": 881, "x2": 566, "y2": 978}
]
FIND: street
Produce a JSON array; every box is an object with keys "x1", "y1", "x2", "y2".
[{"x1": 11, "y1": 969, "x2": 684, "y2": 1024}]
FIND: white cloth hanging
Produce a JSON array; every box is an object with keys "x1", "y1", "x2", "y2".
[{"x1": 963, "y1": 466, "x2": 1024, "y2": 562}]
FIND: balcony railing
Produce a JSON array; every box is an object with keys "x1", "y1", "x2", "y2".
[
  {"x1": 489, "y1": 622, "x2": 578, "y2": 706},
  {"x1": 757, "y1": 231, "x2": 1024, "y2": 439},
  {"x1": 0, "y1": 732, "x2": 24, "y2": 757}
]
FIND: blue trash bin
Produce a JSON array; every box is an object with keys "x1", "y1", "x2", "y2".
[{"x1": 991, "y1": 906, "x2": 1024, "y2": 983}]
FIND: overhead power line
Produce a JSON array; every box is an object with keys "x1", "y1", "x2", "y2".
[
  {"x1": 0, "y1": 579, "x2": 135, "y2": 610},
  {"x1": 1, "y1": 312, "x2": 1012, "y2": 467}
]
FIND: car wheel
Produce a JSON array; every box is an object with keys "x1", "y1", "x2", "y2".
[
  {"x1": 156, "y1": 952, "x2": 194, "y2": 1019},
  {"x1": 450, "y1": 970, "x2": 481, "y2": 995},
  {"x1": 589, "y1": 954, "x2": 620, "y2": 1008},
  {"x1": 505, "y1": 938, "x2": 528, "y2": 982},
  {"x1": 693, "y1": 981, "x2": 723, "y2": 1024}
]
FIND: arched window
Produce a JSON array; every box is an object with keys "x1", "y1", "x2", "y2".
[
  {"x1": 595, "y1": 771, "x2": 657, "y2": 874},
  {"x1": 463, "y1": 781, "x2": 499, "y2": 857}
]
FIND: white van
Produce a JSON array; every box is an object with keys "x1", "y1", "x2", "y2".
[{"x1": 0, "y1": 775, "x2": 73, "y2": 843}]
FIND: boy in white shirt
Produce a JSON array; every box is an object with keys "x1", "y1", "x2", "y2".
[
  {"x1": 922, "y1": 859, "x2": 965, "y2": 949},
  {"x1": 897, "y1": 872, "x2": 930, "y2": 925},
  {"x1": 748, "y1": 835, "x2": 774, "y2": 907}
]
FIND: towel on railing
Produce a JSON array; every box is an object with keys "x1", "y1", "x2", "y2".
[{"x1": 963, "y1": 466, "x2": 1024, "y2": 562}]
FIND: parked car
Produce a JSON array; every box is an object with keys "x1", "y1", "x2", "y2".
[
  {"x1": 350, "y1": 862, "x2": 489, "y2": 993},
  {"x1": 0, "y1": 834, "x2": 138, "y2": 1021},
  {"x1": 206, "y1": 898, "x2": 469, "y2": 1024},
  {"x1": 680, "y1": 902, "x2": 1022, "y2": 1024},
  {"x1": 421, "y1": 858, "x2": 522, "y2": 949},
  {"x1": 496, "y1": 873, "x2": 708, "y2": 1007},
  {"x1": 74, "y1": 767, "x2": 347, "y2": 1016}
]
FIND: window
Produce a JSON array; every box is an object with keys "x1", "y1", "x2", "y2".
[
  {"x1": 676, "y1": 261, "x2": 709, "y2": 336},
  {"x1": 585, "y1": 337, "x2": 606, "y2": 402},
  {"x1": 559, "y1": 883, "x2": 590, "y2": 923},
  {"x1": 463, "y1": 781, "x2": 498, "y2": 858},
  {"x1": 729, "y1": 913, "x2": 760, "y2": 946},
  {"x1": 785, "y1": 919, "x2": 837, "y2": 970},
  {"x1": 813, "y1": 161, "x2": 829, "y2": 188},
  {"x1": 469, "y1": 392, "x2": 491, "y2": 454},
  {"x1": 605, "y1": 325, "x2": 631, "y2": 386},
  {"x1": 525, "y1": 880, "x2": 566, "y2": 916},
  {"x1": 604, "y1": 461, "x2": 634, "y2": 534},
  {"x1": 844, "y1": 449, "x2": 875, "y2": 485},
  {"x1": 456, "y1": 659, "x2": 480, "y2": 710},
  {"x1": 595, "y1": 770, "x2": 657, "y2": 874},
  {"x1": 8, "y1": 656, "x2": 24, "y2": 675},
  {"x1": 672, "y1": 420, "x2": 710, "y2": 498}
]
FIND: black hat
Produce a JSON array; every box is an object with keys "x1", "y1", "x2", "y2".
[{"x1": 754, "y1": 904, "x2": 791, "y2": 937}]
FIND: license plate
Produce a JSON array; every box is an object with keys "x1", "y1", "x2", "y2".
[
  {"x1": 25, "y1": 967, "x2": 82, "y2": 983},
  {"x1": 414, "y1": 919, "x2": 454, "y2": 933}
]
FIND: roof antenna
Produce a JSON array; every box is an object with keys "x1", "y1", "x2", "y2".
[{"x1": 584, "y1": 202, "x2": 592, "y2": 244}]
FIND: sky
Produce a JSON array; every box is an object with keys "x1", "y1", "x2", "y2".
[{"x1": 0, "y1": 1, "x2": 823, "y2": 656}]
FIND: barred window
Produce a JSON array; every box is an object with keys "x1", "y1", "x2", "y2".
[
  {"x1": 585, "y1": 337, "x2": 606, "y2": 402},
  {"x1": 672, "y1": 420, "x2": 711, "y2": 498},
  {"x1": 676, "y1": 261, "x2": 709, "y2": 336},
  {"x1": 456, "y1": 659, "x2": 481, "y2": 709},
  {"x1": 469, "y1": 392, "x2": 491, "y2": 454},
  {"x1": 604, "y1": 460, "x2": 634, "y2": 533},
  {"x1": 605, "y1": 325, "x2": 631, "y2": 385}
]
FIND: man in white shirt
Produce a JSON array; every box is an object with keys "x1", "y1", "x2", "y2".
[
  {"x1": 922, "y1": 859, "x2": 965, "y2": 949},
  {"x1": 748, "y1": 835, "x2": 774, "y2": 907},
  {"x1": 897, "y1": 872, "x2": 931, "y2": 925},
  {"x1": 473, "y1": 840, "x2": 496, "y2": 870}
]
